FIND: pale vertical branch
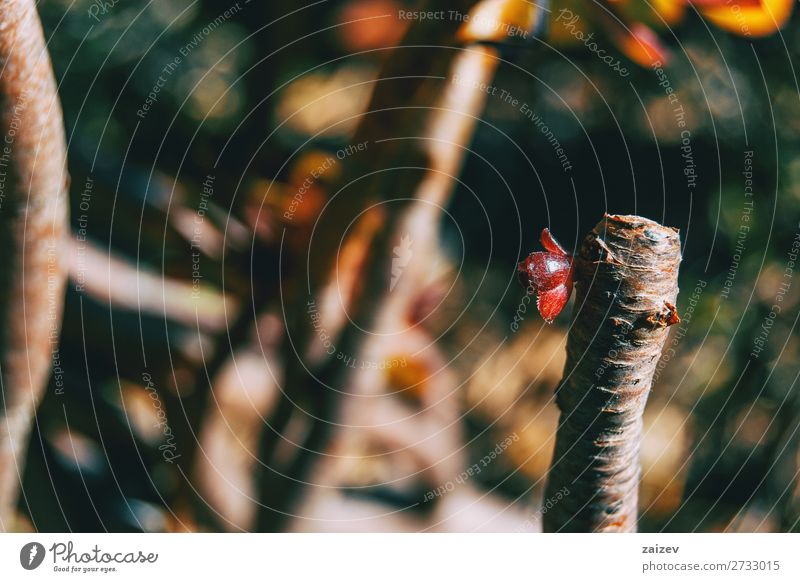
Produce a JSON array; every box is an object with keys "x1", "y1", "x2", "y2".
[
  {"x1": 543, "y1": 215, "x2": 681, "y2": 532},
  {"x1": 0, "y1": 0, "x2": 69, "y2": 530}
]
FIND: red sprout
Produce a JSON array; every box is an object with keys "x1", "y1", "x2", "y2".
[{"x1": 517, "y1": 228, "x2": 574, "y2": 324}]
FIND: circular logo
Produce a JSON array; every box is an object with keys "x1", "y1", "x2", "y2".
[{"x1": 19, "y1": 542, "x2": 46, "y2": 570}]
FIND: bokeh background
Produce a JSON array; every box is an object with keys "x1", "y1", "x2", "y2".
[{"x1": 15, "y1": 0, "x2": 800, "y2": 532}]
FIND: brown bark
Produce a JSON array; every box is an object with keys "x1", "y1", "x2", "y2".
[
  {"x1": 0, "y1": 0, "x2": 69, "y2": 530},
  {"x1": 543, "y1": 215, "x2": 681, "y2": 532}
]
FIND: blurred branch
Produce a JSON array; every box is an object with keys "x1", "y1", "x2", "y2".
[
  {"x1": 255, "y1": 0, "x2": 546, "y2": 530},
  {"x1": 0, "y1": 0, "x2": 69, "y2": 530},
  {"x1": 543, "y1": 215, "x2": 681, "y2": 532},
  {"x1": 67, "y1": 237, "x2": 234, "y2": 333}
]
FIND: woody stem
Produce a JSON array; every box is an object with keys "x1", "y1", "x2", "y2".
[
  {"x1": 0, "y1": 0, "x2": 69, "y2": 530},
  {"x1": 543, "y1": 214, "x2": 681, "y2": 532}
]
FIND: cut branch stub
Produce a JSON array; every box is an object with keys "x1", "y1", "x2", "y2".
[{"x1": 543, "y1": 214, "x2": 681, "y2": 532}]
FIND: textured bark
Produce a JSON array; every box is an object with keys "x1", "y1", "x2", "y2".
[
  {"x1": 543, "y1": 215, "x2": 681, "y2": 532},
  {"x1": 0, "y1": 0, "x2": 69, "y2": 529}
]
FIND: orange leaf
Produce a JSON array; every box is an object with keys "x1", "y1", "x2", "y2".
[{"x1": 614, "y1": 22, "x2": 672, "y2": 67}]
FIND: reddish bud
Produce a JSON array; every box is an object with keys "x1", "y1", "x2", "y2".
[{"x1": 517, "y1": 228, "x2": 574, "y2": 323}]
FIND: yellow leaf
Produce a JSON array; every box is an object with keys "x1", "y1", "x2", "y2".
[
  {"x1": 652, "y1": 0, "x2": 687, "y2": 25},
  {"x1": 700, "y1": 0, "x2": 793, "y2": 37},
  {"x1": 457, "y1": 0, "x2": 540, "y2": 44}
]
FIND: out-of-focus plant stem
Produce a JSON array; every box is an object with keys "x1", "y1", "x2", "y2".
[
  {"x1": 255, "y1": 0, "x2": 535, "y2": 530},
  {"x1": 0, "y1": 0, "x2": 69, "y2": 530}
]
